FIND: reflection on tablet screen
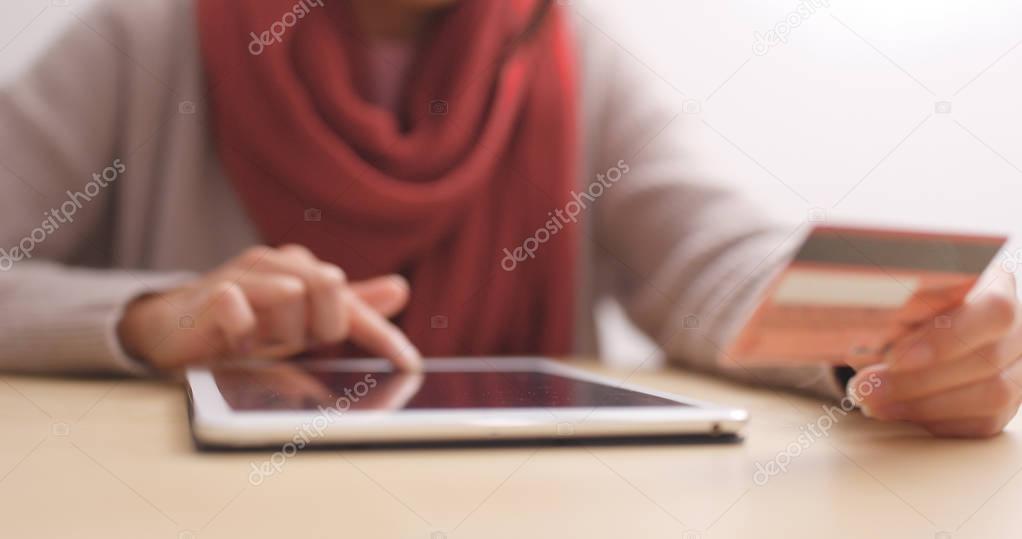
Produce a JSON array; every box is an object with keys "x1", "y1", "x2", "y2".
[{"x1": 212, "y1": 365, "x2": 689, "y2": 411}]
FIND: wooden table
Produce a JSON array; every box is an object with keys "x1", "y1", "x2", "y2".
[{"x1": 1, "y1": 361, "x2": 1020, "y2": 539}]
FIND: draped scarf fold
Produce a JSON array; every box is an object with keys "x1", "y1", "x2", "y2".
[{"x1": 197, "y1": 0, "x2": 578, "y2": 356}]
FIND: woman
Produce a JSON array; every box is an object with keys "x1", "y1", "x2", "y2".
[{"x1": 0, "y1": 0, "x2": 1019, "y2": 437}]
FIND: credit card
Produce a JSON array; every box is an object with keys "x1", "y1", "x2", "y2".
[{"x1": 724, "y1": 225, "x2": 1008, "y2": 366}]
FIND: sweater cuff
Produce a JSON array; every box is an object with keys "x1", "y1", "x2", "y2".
[
  {"x1": 4, "y1": 268, "x2": 193, "y2": 376},
  {"x1": 97, "y1": 274, "x2": 194, "y2": 376}
]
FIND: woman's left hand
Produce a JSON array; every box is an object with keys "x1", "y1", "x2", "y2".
[{"x1": 850, "y1": 267, "x2": 1022, "y2": 438}]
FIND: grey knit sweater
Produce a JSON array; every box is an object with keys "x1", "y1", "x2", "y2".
[{"x1": 0, "y1": 0, "x2": 843, "y2": 399}]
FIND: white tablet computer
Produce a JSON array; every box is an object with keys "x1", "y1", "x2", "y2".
[{"x1": 185, "y1": 357, "x2": 747, "y2": 448}]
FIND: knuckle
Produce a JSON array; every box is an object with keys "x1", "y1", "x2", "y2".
[
  {"x1": 309, "y1": 264, "x2": 346, "y2": 292},
  {"x1": 273, "y1": 276, "x2": 307, "y2": 301},
  {"x1": 992, "y1": 344, "x2": 1019, "y2": 370},
  {"x1": 987, "y1": 374, "x2": 1019, "y2": 410},
  {"x1": 973, "y1": 417, "x2": 1007, "y2": 438},
  {"x1": 280, "y1": 243, "x2": 315, "y2": 259},
  {"x1": 985, "y1": 292, "x2": 1017, "y2": 332},
  {"x1": 211, "y1": 280, "x2": 240, "y2": 297},
  {"x1": 207, "y1": 281, "x2": 245, "y2": 308},
  {"x1": 323, "y1": 264, "x2": 347, "y2": 285},
  {"x1": 240, "y1": 245, "x2": 273, "y2": 265}
]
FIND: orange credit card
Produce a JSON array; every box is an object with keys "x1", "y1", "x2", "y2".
[{"x1": 724, "y1": 225, "x2": 1008, "y2": 366}]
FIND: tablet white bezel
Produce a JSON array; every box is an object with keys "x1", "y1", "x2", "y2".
[{"x1": 186, "y1": 357, "x2": 748, "y2": 447}]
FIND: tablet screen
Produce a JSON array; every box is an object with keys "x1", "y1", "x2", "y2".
[{"x1": 211, "y1": 364, "x2": 690, "y2": 411}]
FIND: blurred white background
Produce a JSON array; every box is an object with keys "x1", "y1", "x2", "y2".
[{"x1": 2, "y1": 0, "x2": 1021, "y2": 367}]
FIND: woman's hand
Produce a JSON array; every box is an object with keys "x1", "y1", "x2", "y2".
[
  {"x1": 850, "y1": 268, "x2": 1022, "y2": 437},
  {"x1": 117, "y1": 245, "x2": 422, "y2": 371}
]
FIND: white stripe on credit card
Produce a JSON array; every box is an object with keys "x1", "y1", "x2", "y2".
[{"x1": 773, "y1": 269, "x2": 918, "y2": 308}]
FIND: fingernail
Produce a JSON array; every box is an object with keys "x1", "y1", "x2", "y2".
[
  {"x1": 391, "y1": 275, "x2": 410, "y2": 292},
  {"x1": 322, "y1": 265, "x2": 345, "y2": 283},
  {"x1": 847, "y1": 373, "x2": 864, "y2": 401},
  {"x1": 889, "y1": 342, "x2": 934, "y2": 371},
  {"x1": 847, "y1": 372, "x2": 885, "y2": 404}
]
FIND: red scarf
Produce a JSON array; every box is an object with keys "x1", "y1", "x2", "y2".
[{"x1": 197, "y1": 0, "x2": 578, "y2": 356}]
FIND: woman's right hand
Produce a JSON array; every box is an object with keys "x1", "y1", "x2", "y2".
[{"x1": 116, "y1": 245, "x2": 422, "y2": 371}]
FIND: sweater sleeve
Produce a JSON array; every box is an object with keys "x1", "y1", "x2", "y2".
[
  {"x1": 581, "y1": 18, "x2": 846, "y2": 401},
  {"x1": 0, "y1": 3, "x2": 191, "y2": 375},
  {"x1": 0, "y1": 264, "x2": 191, "y2": 375}
]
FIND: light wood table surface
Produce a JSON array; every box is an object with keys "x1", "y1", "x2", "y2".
[{"x1": 1, "y1": 360, "x2": 1020, "y2": 539}]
